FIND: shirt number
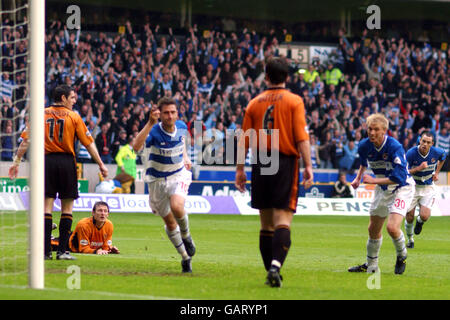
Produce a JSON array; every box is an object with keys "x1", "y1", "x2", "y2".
[
  {"x1": 394, "y1": 199, "x2": 405, "y2": 209},
  {"x1": 46, "y1": 118, "x2": 65, "y2": 142}
]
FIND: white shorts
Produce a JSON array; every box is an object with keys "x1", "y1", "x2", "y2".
[
  {"x1": 407, "y1": 184, "x2": 437, "y2": 211},
  {"x1": 147, "y1": 169, "x2": 192, "y2": 218},
  {"x1": 369, "y1": 184, "x2": 415, "y2": 218}
]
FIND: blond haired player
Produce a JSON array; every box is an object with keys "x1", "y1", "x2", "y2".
[{"x1": 349, "y1": 113, "x2": 415, "y2": 275}]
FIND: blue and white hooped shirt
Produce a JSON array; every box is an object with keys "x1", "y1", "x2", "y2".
[
  {"x1": 143, "y1": 120, "x2": 188, "y2": 182},
  {"x1": 358, "y1": 135, "x2": 414, "y2": 191},
  {"x1": 406, "y1": 146, "x2": 447, "y2": 186}
]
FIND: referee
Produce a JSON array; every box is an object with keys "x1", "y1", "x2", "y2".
[
  {"x1": 9, "y1": 85, "x2": 108, "y2": 260},
  {"x1": 235, "y1": 57, "x2": 313, "y2": 288}
]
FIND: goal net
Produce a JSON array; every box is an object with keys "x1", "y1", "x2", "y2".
[{"x1": 0, "y1": 0, "x2": 45, "y2": 289}]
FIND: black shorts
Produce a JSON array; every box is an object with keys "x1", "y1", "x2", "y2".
[
  {"x1": 250, "y1": 152, "x2": 299, "y2": 212},
  {"x1": 45, "y1": 153, "x2": 79, "y2": 199}
]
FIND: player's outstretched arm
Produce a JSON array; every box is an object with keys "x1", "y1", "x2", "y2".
[
  {"x1": 433, "y1": 158, "x2": 446, "y2": 181},
  {"x1": 297, "y1": 140, "x2": 313, "y2": 190},
  {"x1": 134, "y1": 107, "x2": 160, "y2": 152},
  {"x1": 183, "y1": 140, "x2": 192, "y2": 170},
  {"x1": 362, "y1": 175, "x2": 396, "y2": 185},
  {"x1": 8, "y1": 138, "x2": 29, "y2": 180},
  {"x1": 408, "y1": 161, "x2": 428, "y2": 174},
  {"x1": 86, "y1": 142, "x2": 108, "y2": 178},
  {"x1": 235, "y1": 130, "x2": 248, "y2": 193},
  {"x1": 351, "y1": 165, "x2": 366, "y2": 189}
]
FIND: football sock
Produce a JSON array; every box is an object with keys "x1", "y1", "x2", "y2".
[
  {"x1": 259, "y1": 230, "x2": 274, "y2": 271},
  {"x1": 165, "y1": 225, "x2": 189, "y2": 260},
  {"x1": 271, "y1": 225, "x2": 291, "y2": 271},
  {"x1": 405, "y1": 221, "x2": 414, "y2": 240},
  {"x1": 366, "y1": 237, "x2": 382, "y2": 267},
  {"x1": 176, "y1": 214, "x2": 190, "y2": 239},
  {"x1": 417, "y1": 216, "x2": 426, "y2": 223},
  {"x1": 58, "y1": 213, "x2": 73, "y2": 253},
  {"x1": 44, "y1": 213, "x2": 53, "y2": 254},
  {"x1": 392, "y1": 231, "x2": 407, "y2": 258}
]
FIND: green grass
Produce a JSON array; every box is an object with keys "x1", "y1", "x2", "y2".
[{"x1": 0, "y1": 212, "x2": 449, "y2": 300}]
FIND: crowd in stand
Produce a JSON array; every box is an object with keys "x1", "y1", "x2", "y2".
[{"x1": 1, "y1": 17, "x2": 449, "y2": 171}]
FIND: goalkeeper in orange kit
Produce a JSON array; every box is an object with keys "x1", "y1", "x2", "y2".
[{"x1": 51, "y1": 201, "x2": 120, "y2": 255}]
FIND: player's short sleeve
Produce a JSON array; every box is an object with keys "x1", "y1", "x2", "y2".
[
  {"x1": 242, "y1": 104, "x2": 253, "y2": 133},
  {"x1": 292, "y1": 97, "x2": 309, "y2": 142},
  {"x1": 176, "y1": 120, "x2": 188, "y2": 130},
  {"x1": 437, "y1": 147, "x2": 447, "y2": 161},
  {"x1": 241, "y1": 103, "x2": 253, "y2": 150},
  {"x1": 74, "y1": 114, "x2": 94, "y2": 147},
  {"x1": 406, "y1": 148, "x2": 414, "y2": 167},
  {"x1": 145, "y1": 128, "x2": 154, "y2": 148},
  {"x1": 389, "y1": 146, "x2": 408, "y2": 184},
  {"x1": 176, "y1": 120, "x2": 189, "y2": 142},
  {"x1": 358, "y1": 141, "x2": 368, "y2": 167},
  {"x1": 20, "y1": 127, "x2": 29, "y2": 140}
]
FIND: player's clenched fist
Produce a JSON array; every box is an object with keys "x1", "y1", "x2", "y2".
[{"x1": 149, "y1": 107, "x2": 160, "y2": 125}]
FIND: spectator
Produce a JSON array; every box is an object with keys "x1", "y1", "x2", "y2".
[
  {"x1": 2, "y1": 16, "x2": 447, "y2": 172},
  {"x1": 318, "y1": 130, "x2": 335, "y2": 169},
  {"x1": 114, "y1": 135, "x2": 137, "y2": 193},
  {"x1": 95, "y1": 122, "x2": 114, "y2": 164},
  {"x1": 1, "y1": 123, "x2": 14, "y2": 161},
  {"x1": 339, "y1": 140, "x2": 358, "y2": 172},
  {"x1": 411, "y1": 109, "x2": 432, "y2": 134},
  {"x1": 436, "y1": 122, "x2": 450, "y2": 171},
  {"x1": 332, "y1": 172, "x2": 353, "y2": 198},
  {"x1": 309, "y1": 134, "x2": 321, "y2": 169}
]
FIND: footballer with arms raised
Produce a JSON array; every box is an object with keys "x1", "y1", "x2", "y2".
[
  {"x1": 404, "y1": 131, "x2": 447, "y2": 248},
  {"x1": 134, "y1": 97, "x2": 196, "y2": 273},
  {"x1": 349, "y1": 113, "x2": 415, "y2": 275},
  {"x1": 9, "y1": 85, "x2": 108, "y2": 260}
]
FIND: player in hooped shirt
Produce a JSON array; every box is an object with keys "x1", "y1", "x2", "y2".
[
  {"x1": 348, "y1": 113, "x2": 415, "y2": 275},
  {"x1": 134, "y1": 97, "x2": 196, "y2": 273},
  {"x1": 404, "y1": 131, "x2": 447, "y2": 248}
]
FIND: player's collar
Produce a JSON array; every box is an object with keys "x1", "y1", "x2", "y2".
[
  {"x1": 159, "y1": 122, "x2": 177, "y2": 137},
  {"x1": 418, "y1": 146, "x2": 430, "y2": 159},
  {"x1": 266, "y1": 86, "x2": 286, "y2": 90},
  {"x1": 374, "y1": 135, "x2": 387, "y2": 152},
  {"x1": 91, "y1": 217, "x2": 105, "y2": 230}
]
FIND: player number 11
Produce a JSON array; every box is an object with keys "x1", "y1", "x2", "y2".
[{"x1": 46, "y1": 118, "x2": 65, "y2": 142}]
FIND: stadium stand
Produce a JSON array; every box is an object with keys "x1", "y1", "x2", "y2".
[{"x1": 2, "y1": 14, "x2": 449, "y2": 172}]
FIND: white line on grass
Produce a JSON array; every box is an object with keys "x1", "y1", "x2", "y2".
[{"x1": 0, "y1": 284, "x2": 189, "y2": 300}]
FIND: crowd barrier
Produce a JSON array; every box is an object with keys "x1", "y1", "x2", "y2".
[{"x1": 2, "y1": 184, "x2": 448, "y2": 216}]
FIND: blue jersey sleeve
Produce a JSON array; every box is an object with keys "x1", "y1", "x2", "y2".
[
  {"x1": 406, "y1": 148, "x2": 414, "y2": 168},
  {"x1": 145, "y1": 127, "x2": 156, "y2": 148},
  {"x1": 358, "y1": 140, "x2": 368, "y2": 167},
  {"x1": 176, "y1": 120, "x2": 188, "y2": 129},
  {"x1": 388, "y1": 146, "x2": 408, "y2": 185},
  {"x1": 176, "y1": 120, "x2": 189, "y2": 142},
  {"x1": 437, "y1": 147, "x2": 447, "y2": 162}
]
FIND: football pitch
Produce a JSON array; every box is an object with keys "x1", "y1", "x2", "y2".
[{"x1": 0, "y1": 212, "x2": 449, "y2": 300}]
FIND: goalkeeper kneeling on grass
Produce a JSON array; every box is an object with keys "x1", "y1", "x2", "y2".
[{"x1": 51, "y1": 201, "x2": 120, "y2": 255}]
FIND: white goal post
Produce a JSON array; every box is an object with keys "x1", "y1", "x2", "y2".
[{"x1": 28, "y1": 0, "x2": 45, "y2": 289}]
